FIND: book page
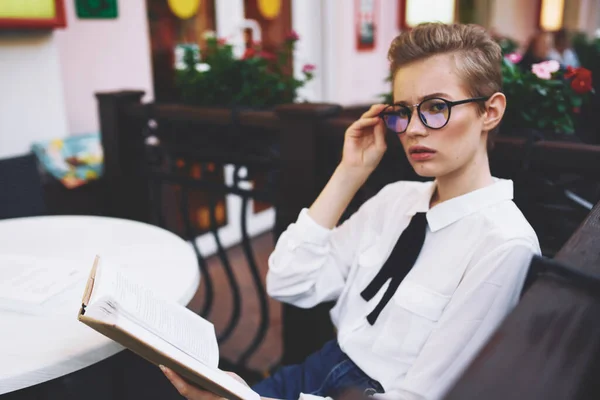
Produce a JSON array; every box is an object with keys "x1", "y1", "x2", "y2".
[
  {"x1": 94, "y1": 263, "x2": 219, "y2": 369},
  {"x1": 115, "y1": 316, "x2": 260, "y2": 400}
]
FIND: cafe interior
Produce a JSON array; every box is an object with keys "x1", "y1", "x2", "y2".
[{"x1": 1, "y1": 0, "x2": 600, "y2": 399}]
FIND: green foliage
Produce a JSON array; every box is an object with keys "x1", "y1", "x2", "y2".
[
  {"x1": 501, "y1": 58, "x2": 580, "y2": 134},
  {"x1": 379, "y1": 74, "x2": 393, "y2": 105},
  {"x1": 494, "y1": 35, "x2": 519, "y2": 55},
  {"x1": 175, "y1": 33, "x2": 314, "y2": 108},
  {"x1": 572, "y1": 32, "x2": 600, "y2": 76}
]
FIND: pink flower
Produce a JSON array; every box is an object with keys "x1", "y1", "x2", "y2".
[
  {"x1": 531, "y1": 64, "x2": 552, "y2": 79},
  {"x1": 531, "y1": 60, "x2": 560, "y2": 80},
  {"x1": 540, "y1": 60, "x2": 560, "y2": 73},
  {"x1": 505, "y1": 52, "x2": 522, "y2": 64},
  {"x1": 302, "y1": 64, "x2": 316, "y2": 73},
  {"x1": 217, "y1": 38, "x2": 227, "y2": 45},
  {"x1": 286, "y1": 30, "x2": 300, "y2": 41}
]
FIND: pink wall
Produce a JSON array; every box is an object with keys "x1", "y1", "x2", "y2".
[
  {"x1": 0, "y1": 33, "x2": 68, "y2": 158},
  {"x1": 55, "y1": 0, "x2": 154, "y2": 135},
  {"x1": 326, "y1": 0, "x2": 400, "y2": 106},
  {"x1": 489, "y1": 0, "x2": 539, "y2": 49}
]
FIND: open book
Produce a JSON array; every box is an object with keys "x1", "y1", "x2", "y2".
[{"x1": 77, "y1": 256, "x2": 260, "y2": 400}]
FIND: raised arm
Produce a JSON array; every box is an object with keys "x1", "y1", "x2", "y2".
[{"x1": 267, "y1": 104, "x2": 388, "y2": 308}]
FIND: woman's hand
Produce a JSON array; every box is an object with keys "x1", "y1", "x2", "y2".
[
  {"x1": 161, "y1": 365, "x2": 247, "y2": 400},
  {"x1": 340, "y1": 104, "x2": 388, "y2": 176},
  {"x1": 305, "y1": 104, "x2": 389, "y2": 230}
]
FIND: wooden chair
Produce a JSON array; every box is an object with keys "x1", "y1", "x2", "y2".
[{"x1": 0, "y1": 153, "x2": 46, "y2": 220}]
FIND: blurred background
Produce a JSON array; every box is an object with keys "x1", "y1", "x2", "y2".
[
  {"x1": 1, "y1": 1, "x2": 600, "y2": 399},
  {"x1": 2, "y1": 0, "x2": 599, "y2": 160}
]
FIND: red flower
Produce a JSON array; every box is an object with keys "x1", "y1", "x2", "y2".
[
  {"x1": 564, "y1": 66, "x2": 578, "y2": 79},
  {"x1": 302, "y1": 64, "x2": 316, "y2": 73},
  {"x1": 565, "y1": 66, "x2": 593, "y2": 94},
  {"x1": 572, "y1": 70, "x2": 593, "y2": 94},
  {"x1": 217, "y1": 38, "x2": 227, "y2": 45},
  {"x1": 285, "y1": 30, "x2": 300, "y2": 41},
  {"x1": 242, "y1": 47, "x2": 256, "y2": 59}
]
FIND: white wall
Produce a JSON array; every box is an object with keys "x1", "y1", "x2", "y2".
[
  {"x1": 215, "y1": 0, "x2": 245, "y2": 51},
  {"x1": 322, "y1": 0, "x2": 400, "y2": 106},
  {"x1": 0, "y1": 32, "x2": 68, "y2": 159},
  {"x1": 291, "y1": 0, "x2": 324, "y2": 102},
  {"x1": 54, "y1": 0, "x2": 154, "y2": 135}
]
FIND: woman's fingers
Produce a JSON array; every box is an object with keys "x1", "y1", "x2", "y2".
[
  {"x1": 161, "y1": 366, "x2": 222, "y2": 400},
  {"x1": 373, "y1": 119, "x2": 387, "y2": 151},
  {"x1": 225, "y1": 372, "x2": 249, "y2": 387},
  {"x1": 361, "y1": 103, "x2": 388, "y2": 119},
  {"x1": 348, "y1": 117, "x2": 380, "y2": 136},
  {"x1": 161, "y1": 366, "x2": 189, "y2": 397}
]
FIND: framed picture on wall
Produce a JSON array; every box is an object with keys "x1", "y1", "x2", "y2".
[
  {"x1": 75, "y1": 0, "x2": 118, "y2": 19},
  {"x1": 398, "y1": 0, "x2": 457, "y2": 30},
  {"x1": 0, "y1": 0, "x2": 66, "y2": 30},
  {"x1": 356, "y1": 0, "x2": 377, "y2": 51}
]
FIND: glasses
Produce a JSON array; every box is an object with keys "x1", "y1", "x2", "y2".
[{"x1": 378, "y1": 96, "x2": 490, "y2": 134}]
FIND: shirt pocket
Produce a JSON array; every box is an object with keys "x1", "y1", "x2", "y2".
[
  {"x1": 372, "y1": 280, "x2": 451, "y2": 361},
  {"x1": 355, "y1": 233, "x2": 393, "y2": 293}
]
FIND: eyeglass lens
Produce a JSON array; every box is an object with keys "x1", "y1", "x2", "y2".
[{"x1": 382, "y1": 98, "x2": 450, "y2": 133}]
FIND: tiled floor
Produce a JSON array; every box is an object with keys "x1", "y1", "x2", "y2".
[{"x1": 186, "y1": 231, "x2": 283, "y2": 374}]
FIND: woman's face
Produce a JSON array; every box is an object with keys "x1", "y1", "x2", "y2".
[{"x1": 393, "y1": 53, "x2": 488, "y2": 179}]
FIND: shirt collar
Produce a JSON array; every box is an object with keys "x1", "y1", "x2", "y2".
[{"x1": 407, "y1": 179, "x2": 514, "y2": 233}]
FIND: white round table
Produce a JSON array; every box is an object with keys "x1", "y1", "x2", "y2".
[{"x1": 0, "y1": 215, "x2": 200, "y2": 395}]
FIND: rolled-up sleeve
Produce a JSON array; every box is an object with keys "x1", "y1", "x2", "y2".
[
  {"x1": 386, "y1": 239, "x2": 538, "y2": 400},
  {"x1": 266, "y1": 188, "x2": 387, "y2": 309}
]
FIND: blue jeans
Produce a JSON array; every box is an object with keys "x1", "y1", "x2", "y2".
[{"x1": 251, "y1": 340, "x2": 383, "y2": 399}]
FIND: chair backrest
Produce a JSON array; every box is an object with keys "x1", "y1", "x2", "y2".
[
  {"x1": 0, "y1": 153, "x2": 46, "y2": 220},
  {"x1": 139, "y1": 110, "x2": 279, "y2": 383}
]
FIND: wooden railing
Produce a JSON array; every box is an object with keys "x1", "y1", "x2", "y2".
[
  {"x1": 97, "y1": 91, "x2": 600, "y2": 395},
  {"x1": 97, "y1": 91, "x2": 283, "y2": 381}
]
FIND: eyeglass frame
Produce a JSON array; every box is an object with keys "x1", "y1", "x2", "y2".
[{"x1": 378, "y1": 96, "x2": 490, "y2": 133}]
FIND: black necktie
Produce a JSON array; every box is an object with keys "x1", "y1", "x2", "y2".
[{"x1": 360, "y1": 212, "x2": 428, "y2": 325}]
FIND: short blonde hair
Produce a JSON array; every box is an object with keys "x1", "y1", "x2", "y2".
[{"x1": 388, "y1": 23, "x2": 503, "y2": 143}]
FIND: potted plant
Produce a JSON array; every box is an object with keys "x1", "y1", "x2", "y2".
[
  {"x1": 175, "y1": 31, "x2": 315, "y2": 109},
  {"x1": 501, "y1": 58, "x2": 594, "y2": 138}
]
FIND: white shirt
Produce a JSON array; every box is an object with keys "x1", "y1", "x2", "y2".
[
  {"x1": 267, "y1": 179, "x2": 540, "y2": 400},
  {"x1": 548, "y1": 48, "x2": 580, "y2": 67}
]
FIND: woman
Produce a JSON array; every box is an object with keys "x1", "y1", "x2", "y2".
[
  {"x1": 548, "y1": 29, "x2": 580, "y2": 68},
  {"x1": 518, "y1": 30, "x2": 553, "y2": 71},
  {"x1": 163, "y1": 22, "x2": 540, "y2": 400}
]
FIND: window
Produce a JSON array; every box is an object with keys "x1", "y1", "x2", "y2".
[
  {"x1": 539, "y1": 0, "x2": 565, "y2": 31},
  {"x1": 399, "y1": 0, "x2": 456, "y2": 30}
]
